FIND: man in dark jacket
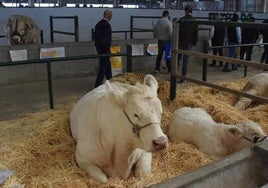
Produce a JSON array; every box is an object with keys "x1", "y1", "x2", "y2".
[
  {"x1": 94, "y1": 9, "x2": 112, "y2": 88},
  {"x1": 209, "y1": 14, "x2": 226, "y2": 67},
  {"x1": 177, "y1": 5, "x2": 198, "y2": 83},
  {"x1": 240, "y1": 16, "x2": 259, "y2": 62},
  {"x1": 260, "y1": 19, "x2": 268, "y2": 67}
]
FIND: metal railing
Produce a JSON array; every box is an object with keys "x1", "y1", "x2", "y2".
[
  {"x1": 170, "y1": 19, "x2": 268, "y2": 104},
  {"x1": 0, "y1": 46, "x2": 133, "y2": 109},
  {"x1": 50, "y1": 16, "x2": 79, "y2": 43}
]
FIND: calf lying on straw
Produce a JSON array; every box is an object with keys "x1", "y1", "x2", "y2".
[
  {"x1": 168, "y1": 107, "x2": 267, "y2": 157},
  {"x1": 235, "y1": 73, "x2": 268, "y2": 110}
]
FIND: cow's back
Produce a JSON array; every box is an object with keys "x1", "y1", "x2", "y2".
[
  {"x1": 244, "y1": 73, "x2": 268, "y2": 97},
  {"x1": 168, "y1": 107, "x2": 215, "y2": 143},
  {"x1": 70, "y1": 84, "x2": 107, "y2": 140}
]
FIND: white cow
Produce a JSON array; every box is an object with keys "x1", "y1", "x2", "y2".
[
  {"x1": 168, "y1": 107, "x2": 267, "y2": 157},
  {"x1": 70, "y1": 75, "x2": 168, "y2": 183},
  {"x1": 4, "y1": 15, "x2": 40, "y2": 45},
  {"x1": 235, "y1": 73, "x2": 268, "y2": 110}
]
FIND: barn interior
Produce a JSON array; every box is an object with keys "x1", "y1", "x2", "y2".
[{"x1": 0, "y1": 1, "x2": 268, "y2": 187}]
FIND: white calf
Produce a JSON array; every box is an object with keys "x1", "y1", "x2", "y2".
[
  {"x1": 168, "y1": 107, "x2": 267, "y2": 157},
  {"x1": 235, "y1": 73, "x2": 268, "y2": 110}
]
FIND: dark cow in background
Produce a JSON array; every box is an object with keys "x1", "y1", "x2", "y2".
[{"x1": 4, "y1": 15, "x2": 40, "y2": 45}]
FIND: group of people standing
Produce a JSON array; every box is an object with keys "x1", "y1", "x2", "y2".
[
  {"x1": 209, "y1": 13, "x2": 268, "y2": 72},
  {"x1": 154, "y1": 6, "x2": 198, "y2": 83},
  {"x1": 154, "y1": 9, "x2": 268, "y2": 80},
  {"x1": 93, "y1": 8, "x2": 267, "y2": 87}
]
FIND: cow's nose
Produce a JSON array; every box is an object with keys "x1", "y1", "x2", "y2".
[{"x1": 153, "y1": 136, "x2": 168, "y2": 150}]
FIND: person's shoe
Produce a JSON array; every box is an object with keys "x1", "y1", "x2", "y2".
[
  {"x1": 177, "y1": 79, "x2": 187, "y2": 83},
  {"x1": 154, "y1": 70, "x2": 160, "y2": 75},
  {"x1": 161, "y1": 65, "x2": 167, "y2": 69},
  {"x1": 232, "y1": 66, "x2": 238, "y2": 70},
  {"x1": 223, "y1": 68, "x2": 232, "y2": 72},
  {"x1": 209, "y1": 63, "x2": 216, "y2": 67}
]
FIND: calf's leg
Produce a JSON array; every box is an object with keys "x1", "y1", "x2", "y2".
[
  {"x1": 134, "y1": 151, "x2": 152, "y2": 177},
  {"x1": 77, "y1": 162, "x2": 108, "y2": 183}
]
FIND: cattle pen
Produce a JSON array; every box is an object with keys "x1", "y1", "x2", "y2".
[
  {"x1": 169, "y1": 19, "x2": 268, "y2": 105},
  {"x1": 0, "y1": 10, "x2": 268, "y2": 188}
]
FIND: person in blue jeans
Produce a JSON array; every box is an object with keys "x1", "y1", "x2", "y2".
[
  {"x1": 177, "y1": 5, "x2": 198, "y2": 83},
  {"x1": 154, "y1": 10, "x2": 172, "y2": 74},
  {"x1": 223, "y1": 13, "x2": 241, "y2": 72}
]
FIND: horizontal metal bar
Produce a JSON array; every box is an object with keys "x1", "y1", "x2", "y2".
[
  {"x1": 133, "y1": 28, "x2": 152, "y2": 31},
  {"x1": 173, "y1": 74, "x2": 268, "y2": 104},
  {"x1": 176, "y1": 19, "x2": 268, "y2": 28},
  {"x1": 52, "y1": 30, "x2": 76, "y2": 35},
  {"x1": 176, "y1": 49, "x2": 268, "y2": 69},
  {"x1": 50, "y1": 16, "x2": 77, "y2": 19},
  {"x1": 131, "y1": 16, "x2": 161, "y2": 19},
  {"x1": 210, "y1": 43, "x2": 268, "y2": 49},
  {"x1": 0, "y1": 53, "x2": 127, "y2": 66}
]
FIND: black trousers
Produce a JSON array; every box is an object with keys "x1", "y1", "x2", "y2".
[
  {"x1": 240, "y1": 45, "x2": 254, "y2": 61},
  {"x1": 95, "y1": 47, "x2": 112, "y2": 88}
]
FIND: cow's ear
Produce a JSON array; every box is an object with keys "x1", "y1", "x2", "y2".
[
  {"x1": 228, "y1": 127, "x2": 242, "y2": 139},
  {"x1": 105, "y1": 80, "x2": 125, "y2": 107},
  {"x1": 143, "y1": 74, "x2": 158, "y2": 93},
  {"x1": 25, "y1": 23, "x2": 33, "y2": 29}
]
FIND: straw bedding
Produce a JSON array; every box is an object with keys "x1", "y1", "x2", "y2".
[{"x1": 0, "y1": 73, "x2": 267, "y2": 187}]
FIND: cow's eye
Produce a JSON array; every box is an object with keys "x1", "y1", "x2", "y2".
[
  {"x1": 134, "y1": 113, "x2": 139, "y2": 118},
  {"x1": 251, "y1": 132, "x2": 258, "y2": 136}
]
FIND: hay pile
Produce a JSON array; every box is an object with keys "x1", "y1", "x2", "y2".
[{"x1": 0, "y1": 73, "x2": 267, "y2": 187}]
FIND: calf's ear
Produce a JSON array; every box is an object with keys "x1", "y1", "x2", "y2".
[
  {"x1": 105, "y1": 80, "x2": 125, "y2": 108},
  {"x1": 228, "y1": 127, "x2": 242, "y2": 139},
  {"x1": 143, "y1": 74, "x2": 158, "y2": 93}
]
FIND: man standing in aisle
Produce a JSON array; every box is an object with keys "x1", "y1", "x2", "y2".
[
  {"x1": 154, "y1": 10, "x2": 172, "y2": 74},
  {"x1": 177, "y1": 5, "x2": 199, "y2": 83},
  {"x1": 94, "y1": 9, "x2": 112, "y2": 88}
]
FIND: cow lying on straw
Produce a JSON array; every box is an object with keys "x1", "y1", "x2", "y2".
[
  {"x1": 235, "y1": 73, "x2": 268, "y2": 110},
  {"x1": 4, "y1": 15, "x2": 40, "y2": 45},
  {"x1": 168, "y1": 107, "x2": 267, "y2": 157},
  {"x1": 70, "y1": 74, "x2": 168, "y2": 183}
]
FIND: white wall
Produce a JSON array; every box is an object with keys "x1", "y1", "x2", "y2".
[{"x1": 0, "y1": 8, "x2": 267, "y2": 45}]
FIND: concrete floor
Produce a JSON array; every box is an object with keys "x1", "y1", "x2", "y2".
[{"x1": 0, "y1": 61, "x2": 265, "y2": 121}]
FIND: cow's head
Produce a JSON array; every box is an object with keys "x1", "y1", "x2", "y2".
[
  {"x1": 106, "y1": 74, "x2": 168, "y2": 152},
  {"x1": 5, "y1": 15, "x2": 34, "y2": 45},
  {"x1": 227, "y1": 120, "x2": 267, "y2": 148}
]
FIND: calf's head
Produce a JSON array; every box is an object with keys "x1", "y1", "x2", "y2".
[
  {"x1": 106, "y1": 74, "x2": 168, "y2": 152},
  {"x1": 240, "y1": 121, "x2": 267, "y2": 143},
  {"x1": 227, "y1": 120, "x2": 267, "y2": 148}
]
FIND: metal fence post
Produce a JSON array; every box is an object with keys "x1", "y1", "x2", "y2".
[
  {"x1": 127, "y1": 45, "x2": 132, "y2": 72},
  {"x1": 202, "y1": 40, "x2": 209, "y2": 81},
  {"x1": 170, "y1": 21, "x2": 179, "y2": 101},
  {"x1": 130, "y1": 16, "x2": 133, "y2": 39},
  {"x1": 50, "y1": 16, "x2": 54, "y2": 43},
  {"x1": 46, "y1": 62, "x2": 54, "y2": 109}
]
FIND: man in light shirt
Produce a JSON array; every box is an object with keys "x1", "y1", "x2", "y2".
[{"x1": 154, "y1": 10, "x2": 172, "y2": 74}]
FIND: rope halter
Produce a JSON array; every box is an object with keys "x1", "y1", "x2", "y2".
[{"x1": 123, "y1": 110, "x2": 160, "y2": 137}]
